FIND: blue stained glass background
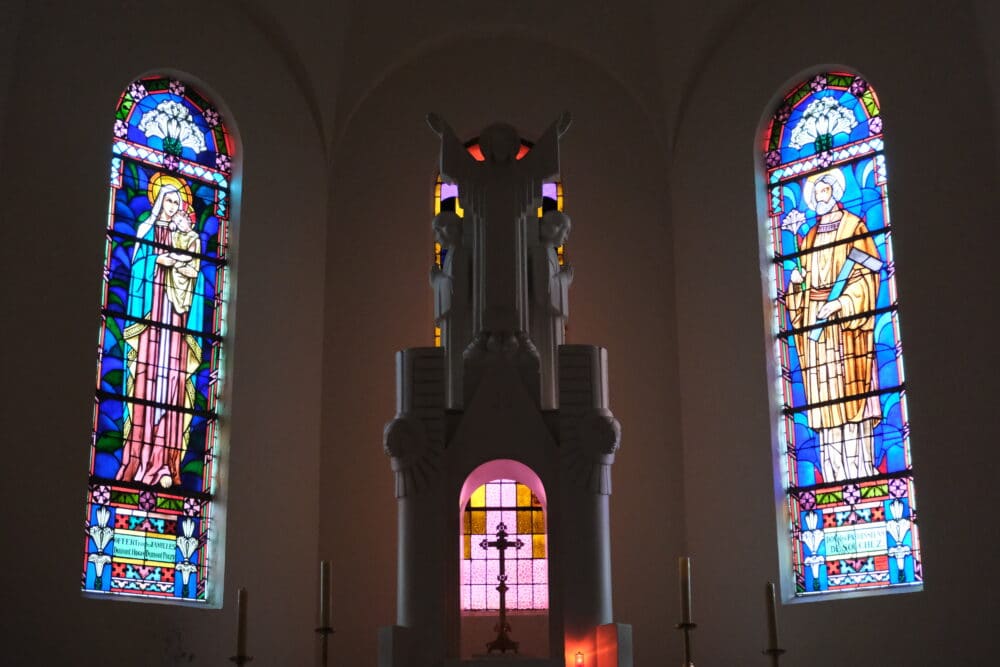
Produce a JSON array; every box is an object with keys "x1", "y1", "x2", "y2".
[
  {"x1": 773, "y1": 153, "x2": 908, "y2": 487},
  {"x1": 92, "y1": 158, "x2": 226, "y2": 494}
]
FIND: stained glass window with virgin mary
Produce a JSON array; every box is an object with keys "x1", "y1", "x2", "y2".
[
  {"x1": 761, "y1": 71, "x2": 922, "y2": 598},
  {"x1": 83, "y1": 74, "x2": 235, "y2": 602}
]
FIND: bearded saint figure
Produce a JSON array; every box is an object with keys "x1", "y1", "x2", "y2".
[
  {"x1": 785, "y1": 169, "x2": 881, "y2": 482},
  {"x1": 117, "y1": 174, "x2": 205, "y2": 488}
]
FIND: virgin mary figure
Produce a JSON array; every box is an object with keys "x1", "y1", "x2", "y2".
[{"x1": 116, "y1": 173, "x2": 205, "y2": 488}]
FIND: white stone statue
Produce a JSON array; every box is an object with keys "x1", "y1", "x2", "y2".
[
  {"x1": 430, "y1": 210, "x2": 470, "y2": 407},
  {"x1": 530, "y1": 209, "x2": 573, "y2": 407}
]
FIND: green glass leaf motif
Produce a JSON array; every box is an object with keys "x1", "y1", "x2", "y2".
[
  {"x1": 105, "y1": 317, "x2": 123, "y2": 342},
  {"x1": 861, "y1": 484, "x2": 889, "y2": 499},
  {"x1": 816, "y1": 491, "x2": 843, "y2": 504},
  {"x1": 789, "y1": 86, "x2": 810, "y2": 107},
  {"x1": 163, "y1": 136, "x2": 184, "y2": 156},
  {"x1": 182, "y1": 460, "x2": 204, "y2": 477},
  {"x1": 157, "y1": 497, "x2": 184, "y2": 511},
  {"x1": 116, "y1": 98, "x2": 133, "y2": 121},
  {"x1": 102, "y1": 369, "x2": 123, "y2": 391},
  {"x1": 112, "y1": 491, "x2": 139, "y2": 505},
  {"x1": 862, "y1": 90, "x2": 879, "y2": 117},
  {"x1": 95, "y1": 431, "x2": 124, "y2": 453}
]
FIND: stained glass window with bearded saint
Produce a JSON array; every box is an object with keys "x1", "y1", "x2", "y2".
[
  {"x1": 83, "y1": 74, "x2": 236, "y2": 602},
  {"x1": 760, "y1": 71, "x2": 922, "y2": 597}
]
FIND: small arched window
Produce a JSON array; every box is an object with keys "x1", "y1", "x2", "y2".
[
  {"x1": 83, "y1": 74, "x2": 236, "y2": 602},
  {"x1": 461, "y1": 478, "x2": 548, "y2": 611},
  {"x1": 760, "y1": 71, "x2": 922, "y2": 597}
]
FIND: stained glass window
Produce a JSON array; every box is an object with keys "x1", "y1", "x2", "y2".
[
  {"x1": 83, "y1": 75, "x2": 235, "y2": 602},
  {"x1": 461, "y1": 479, "x2": 548, "y2": 611},
  {"x1": 762, "y1": 72, "x2": 922, "y2": 597},
  {"x1": 432, "y1": 139, "x2": 564, "y2": 347}
]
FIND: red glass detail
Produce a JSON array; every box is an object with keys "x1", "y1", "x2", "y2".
[
  {"x1": 466, "y1": 144, "x2": 485, "y2": 161},
  {"x1": 464, "y1": 142, "x2": 531, "y2": 162}
]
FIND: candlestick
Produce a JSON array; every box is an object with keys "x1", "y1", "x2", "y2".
[
  {"x1": 676, "y1": 557, "x2": 695, "y2": 666},
  {"x1": 679, "y1": 556, "x2": 692, "y2": 624},
  {"x1": 237, "y1": 588, "x2": 248, "y2": 656},
  {"x1": 765, "y1": 582, "x2": 778, "y2": 650},
  {"x1": 319, "y1": 560, "x2": 331, "y2": 628},
  {"x1": 316, "y1": 561, "x2": 335, "y2": 667},
  {"x1": 762, "y1": 581, "x2": 785, "y2": 666},
  {"x1": 230, "y1": 587, "x2": 253, "y2": 665}
]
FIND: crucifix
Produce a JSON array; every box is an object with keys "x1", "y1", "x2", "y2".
[{"x1": 480, "y1": 522, "x2": 524, "y2": 654}]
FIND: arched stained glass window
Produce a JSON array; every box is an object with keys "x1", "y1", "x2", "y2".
[
  {"x1": 432, "y1": 139, "x2": 564, "y2": 347},
  {"x1": 83, "y1": 74, "x2": 236, "y2": 602},
  {"x1": 761, "y1": 71, "x2": 922, "y2": 597},
  {"x1": 461, "y1": 479, "x2": 548, "y2": 611}
]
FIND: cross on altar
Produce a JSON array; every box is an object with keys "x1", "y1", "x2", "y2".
[{"x1": 480, "y1": 522, "x2": 524, "y2": 654}]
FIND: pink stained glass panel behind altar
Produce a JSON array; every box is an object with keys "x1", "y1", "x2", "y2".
[{"x1": 461, "y1": 479, "x2": 547, "y2": 611}]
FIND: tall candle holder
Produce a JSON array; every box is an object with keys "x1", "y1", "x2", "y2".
[
  {"x1": 230, "y1": 587, "x2": 252, "y2": 666},
  {"x1": 675, "y1": 621, "x2": 696, "y2": 667},
  {"x1": 763, "y1": 582, "x2": 784, "y2": 666},
  {"x1": 315, "y1": 625, "x2": 335, "y2": 667}
]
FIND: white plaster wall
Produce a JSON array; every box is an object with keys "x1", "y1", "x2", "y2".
[
  {"x1": 321, "y1": 33, "x2": 684, "y2": 666},
  {"x1": 670, "y1": 1, "x2": 1000, "y2": 664},
  {"x1": 0, "y1": 2, "x2": 327, "y2": 664}
]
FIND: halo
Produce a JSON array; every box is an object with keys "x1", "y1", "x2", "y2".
[
  {"x1": 803, "y1": 169, "x2": 846, "y2": 211},
  {"x1": 147, "y1": 172, "x2": 193, "y2": 208}
]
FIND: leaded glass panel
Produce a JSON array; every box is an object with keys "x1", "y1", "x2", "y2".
[
  {"x1": 763, "y1": 72, "x2": 921, "y2": 596},
  {"x1": 83, "y1": 75, "x2": 235, "y2": 602},
  {"x1": 461, "y1": 479, "x2": 548, "y2": 611}
]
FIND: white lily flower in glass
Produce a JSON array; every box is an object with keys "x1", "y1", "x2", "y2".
[
  {"x1": 87, "y1": 506, "x2": 114, "y2": 581},
  {"x1": 175, "y1": 518, "x2": 200, "y2": 587},
  {"x1": 801, "y1": 511, "x2": 826, "y2": 588},
  {"x1": 788, "y1": 97, "x2": 858, "y2": 150},
  {"x1": 138, "y1": 100, "x2": 207, "y2": 155},
  {"x1": 885, "y1": 500, "x2": 912, "y2": 581}
]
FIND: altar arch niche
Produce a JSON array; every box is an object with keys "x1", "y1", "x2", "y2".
[
  {"x1": 83, "y1": 74, "x2": 237, "y2": 603},
  {"x1": 759, "y1": 70, "x2": 922, "y2": 598},
  {"x1": 459, "y1": 460, "x2": 549, "y2": 612}
]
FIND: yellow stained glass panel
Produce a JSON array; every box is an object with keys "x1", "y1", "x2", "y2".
[
  {"x1": 463, "y1": 534, "x2": 471, "y2": 559},
  {"x1": 471, "y1": 510, "x2": 486, "y2": 534},
  {"x1": 532, "y1": 510, "x2": 545, "y2": 533},
  {"x1": 517, "y1": 510, "x2": 531, "y2": 534},
  {"x1": 532, "y1": 534, "x2": 546, "y2": 559},
  {"x1": 470, "y1": 486, "x2": 486, "y2": 508}
]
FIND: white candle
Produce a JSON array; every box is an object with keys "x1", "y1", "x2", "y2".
[
  {"x1": 319, "y1": 560, "x2": 332, "y2": 628},
  {"x1": 679, "y1": 556, "x2": 692, "y2": 624},
  {"x1": 765, "y1": 582, "x2": 779, "y2": 650},
  {"x1": 236, "y1": 587, "x2": 248, "y2": 657}
]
